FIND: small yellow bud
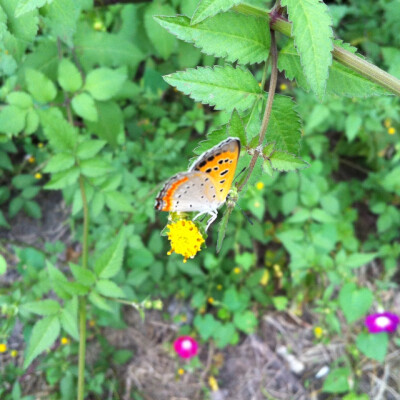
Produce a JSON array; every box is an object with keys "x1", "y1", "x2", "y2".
[
  {"x1": 217, "y1": 284, "x2": 222, "y2": 290},
  {"x1": 208, "y1": 376, "x2": 219, "y2": 391},
  {"x1": 314, "y1": 326, "x2": 323, "y2": 339},
  {"x1": 178, "y1": 368, "x2": 185, "y2": 375},
  {"x1": 38, "y1": 143, "x2": 44, "y2": 148},
  {"x1": 11, "y1": 349, "x2": 18, "y2": 357},
  {"x1": 388, "y1": 127, "x2": 396, "y2": 135},
  {"x1": 279, "y1": 83, "x2": 288, "y2": 91},
  {"x1": 89, "y1": 320, "x2": 96, "y2": 327},
  {"x1": 233, "y1": 267, "x2": 241, "y2": 274},
  {"x1": 256, "y1": 181, "x2": 264, "y2": 190},
  {"x1": 93, "y1": 21, "x2": 104, "y2": 31},
  {"x1": 34, "y1": 172, "x2": 42, "y2": 179},
  {"x1": 28, "y1": 156, "x2": 35, "y2": 163},
  {"x1": 260, "y1": 270, "x2": 270, "y2": 286},
  {"x1": 208, "y1": 297, "x2": 214, "y2": 304},
  {"x1": 0, "y1": 343, "x2": 7, "y2": 353},
  {"x1": 384, "y1": 118, "x2": 392, "y2": 128},
  {"x1": 61, "y1": 337, "x2": 70, "y2": 345}
]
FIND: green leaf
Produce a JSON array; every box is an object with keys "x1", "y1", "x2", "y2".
[
  {"x1": 0, "y1": 255, "x2": 7, "y2": 275},
  {"x1": 0, "y1": 211, "x2": 10, "y2": 229},
  {"x1": 25, "y1": 68, "x2": 57, "y2": 103},
  {"x1": 278, "y1": 40, "x2": 388, "y2": 97},
  {"x1": 113, "y1": 349, "x2": 133, "y2": 365},
  {"x1": 266, "y1": 95, "x2": 302, "y2": 154},
  {"x1": 69, "y1": 263, "x2": 96, "y2": 287},
  {"x1": 24, "y1": 200, "x2": 42, "y2": 219},
  {"x1": 156, "y1": 12, "x2": 270, "y2": 65},
  {"x1": 24, "y1": 315, "x2": 60, "y2": 368},
  {"x1": 191, "y1": 0, "x2": 242, "y2": 25},
  {"x1": 322, "y1": 367, "x2": 351, "y2": 394},
  {"x1": 105, "y1": 191, "x2": 134, "y2": 213},
  {"x1": 60, "y1": 300, "x2": 79, "y2": 341},
  {"x1": 144, "y1": 2, "x2": 176, "y2": 60},
  {"x1": 44, "y1": 167, "x2": 80, "y2": 190},
  {"x1": 88, "y1": 291, "x2": 112, "y2": 312},
  {"x1": 280, "y1": 0, "x2": 333, "y2": 100},
  {"x1": 21, "y1": 299, "x2": 60, "y2": 316},
  {"x1": 356, "y1": 332, "x2": 388, "y2": 362},
  {"x1": 94, "y1": 228, "x2": 126, "y2": 279},
  {"x1": 12, "y1": 174, "x2": 36, "y2": 189},
  {"x1": 71, "y1": 93, "x2": 98, "y2": 121},
  {"x1": 95, "y1": 279, "x2": 126, "y2": 298},
  {"x1": 15, "y1": 0, "x2": 50, "y2": 17},
  {"x1": 45, "y1": 0, "x2": 80, "y2": 47},
  {"x1": 76, "y1": 140, "x2": 106, "y2": 160},
  {"x1": 344, "y1": 253, "x2": 378, "y2": 269},
  {"x1": 194, "y1": 314, "x2": 219, "y2": 340},
  {"x1": 268, "y1": 151, "x2": 309, "y2": 172},
  {"x1": 228, "y1": 110, "x2": 247, "y2": 145},
  {"x1": 39, "y1": 108, "x2": 78, "y2": 152},
  {"x1": 25, "y1": 109, "x2": 40, "y2": 134},
  {"x1": 79, "y1": 157, "x2": 111, "y2": 178},
  {"x1": 9, "y1": 197, "x2": 24, "y2": 218},
  {"x1": 214, "y1": 323, "x2": 236, "y2": 348},
  {"x1": 233, "y1": 310, "x2": 257, "y2": 333},
  {"x1": 47, "y1": 262, "x2": 70, "y2": 299},
  {"x1": 338, "y1": 283, "x2": 373, "y2": 324},
  {"x1": 164, "y1": 65, "x2": 262, "y2": 112},
  {"x1": 58, "y1": 58, "x2": 82, "y2": 92},
  {"x1": 0, "y1": 106, "x2": 27, "y2": 135},
  {"x1": 86, "y1": 101, "x2": 123, "y2": 147},
  {"x1": 345, "y1": 114, "x2": 362, "y2": 142},
  {"x1": 44, "y1": 153, "x2": 75, "y2": 174},
  {"x1": 84, "y1": 68, "x2": 126, "y2": 101},
  {"x1": 74, "y1": 27, "x2": 144, "y2": 70},
  {"x1": 6, "y1": 91, "x2": 32, "y2": 108}
]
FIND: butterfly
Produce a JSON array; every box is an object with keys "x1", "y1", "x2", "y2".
[{"x1": 155, "y1": 137, "x2": 241, "y2": 230}]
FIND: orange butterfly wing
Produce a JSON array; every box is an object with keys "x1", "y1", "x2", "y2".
[{"x1": 190, "y1": 137, "x2": 240, "y2": 202}]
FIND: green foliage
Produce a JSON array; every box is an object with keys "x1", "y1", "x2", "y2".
[{"x1": 191, "y1": 0, "x2": 242, "y2": 24}]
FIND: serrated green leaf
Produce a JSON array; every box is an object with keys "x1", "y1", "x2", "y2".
[
  {"x1": 24, "y1": 315, "x2": 60, "y2": 368},
  {"x1": 71, "y1": 93, "x2": 98, "y2": 121},
  {"x1": 88, "y1": 291, "x2": 112, "y2": 312},
  {"x1": 191, "y1": 0, "x2": 242, "y2": 24},
  {"x1": 266, "y1": 95, "x2": 302, "y2": 154},
  {"x1": 233, "y1": 310, "x2": 257, "y2": 333},
  {"x1": 20, "y1": 299, "x2": 60, "y2": 316},
  {"x1": 12, "y1": 174, "x2": 36, "y2": 189},
  {"x1": 6, "y1": 91, "x2": 32, "y2": 108},
  {"x1": 47, "y1": 262, "x2": 70, "y2": 299},
  {"x1": 105, "y1": 191, "x2": 134, "y2": 213},
  {"x1": 76, "y1": 140, "x2": 106, "y2": 160},
  {"x1": 164, "y1": 65, "x2": 262, "y2": 112},
  {"x1": 86, "y1": 101, "x2": 123, "y2": 147},
  {"x1": 44, "y1": 153, "x2": 75, "y2": 173},
  {"x1": 15, "y1": 0, "x2": 49, "y2": 17},
  {"x1": 269, "y1": 151, "x2": 309, "y2": 172},
  {"x1": 144, "y1": 2, "x2": 176, "y2": 60},
  {"x1": 80, "y1": 157, "x2": 111, "y2": 178},
  {"x1": 94, "y1": 227, "x2": 126, "y2": 279},
  {"x1": 339, "y1": 283, "x2": 373, "y2": 324},
  {"x1": 84, "y1": 68, "x2": 126, "y2": 101},
  {"x1": 0, "y1": 106, "x2": 27, "y2": 135},
  {"x1": 21, "y1": 186, "x2": 40, "y2": 200},
  {"x1": 192, "y1": 127, "x2": 228, "y2": 156},
  {"x1": 60, "y1": 306, "x2": 79, "y2": 340},
  {"x1": 74, "y1": 27, "x2": 144, "y2": 70},
  {"x1": 58, "y1": 58, "x2": 82, "y2": 92},
  {"x1": 345, "y1": 253, "x2": 378, "y2": 269},
  {"x1": 278, "y1": 40, "x2": 388, "y2": 97},
  {"x1": 39, "y1": 108, "x2": 78, "y2": 152},
  {"x1": 281, "y1": 0, "x2": 333, "y2": 100},
  {"x1": 345, "y1": 114, "x2": 362, "y2": 142},
  {"x1": 95, "y1": 279, "x2": 126, "y2": 298},
  {"x1": 45, "y1": 0, "x2": 80, "y2": 47},
  {"x1": 9, "y1": 197, "x2": 24, "y2": 218},
  {"x1": 25, "y1": 68, "x2": 57, "y2": 103},
  {"x1": 156, "y1": 12, "x2": 270, "y2": 65},
  {"x1": 228, "y1": 110, "x2": 247, "y2": 145},
  {"x1": 69, "y1": 263, "x2": 96, "y2": 287},
  {"x1": 45, "y1": 167, "x2": 80, "y2": 190}
]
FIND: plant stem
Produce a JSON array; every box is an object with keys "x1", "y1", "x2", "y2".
[
  {"x1": 77, "y1": 176, "x2": 89, "y2": 400},
  {"x1": 233, "y1": 3, "x2": 400, "y2": 97},
  {"x1": 237, "y1": 30, "x2": 278, "y2": 192}
]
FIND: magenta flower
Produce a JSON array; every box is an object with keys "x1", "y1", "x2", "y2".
[
  {"x1": 365, "y1": 312, "x2": 400, "y2": 333},
  {"x1": 173, "y1": 336, "x2": 199, "y2": 359}
]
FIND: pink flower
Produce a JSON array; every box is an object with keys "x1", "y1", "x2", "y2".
[
  {"x1": 173, "y1": 336, "x2": 199, "y2": 359},
  {"x1": 365, "y1": 312, "x2": 400, "y2": 333}
]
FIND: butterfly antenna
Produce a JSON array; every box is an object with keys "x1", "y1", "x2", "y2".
[
  {"x1": 233, "y1": 167, "x2": 247, "y2": 184},
  {"x1": 236, "y1": 202, "x2": 254, "y2": 225}
]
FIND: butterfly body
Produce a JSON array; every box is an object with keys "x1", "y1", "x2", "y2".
[{"x1": 155, "y1": 137, "x2": 241, "y2": 230}]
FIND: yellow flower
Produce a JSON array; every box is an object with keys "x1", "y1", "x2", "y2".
[
  {"x1": 61, "y1": 337, "x2": 70, "y2": 345},
  {"x1": 314, "y1": 326, "x2": 323, "y2": 339},
  {"x1": 208, "y1": 376, "x2": 219, "y2": 391},
  {"x1": 89, "y1": 320, "x2": 96, "y2": 327},
  {"x1": 0, "y1": 343, "x2": 7, "y2": 353},
  {"x1": 167, "y1": 220, "x2": 205, "y2": 263},
  {"x1": 34, "y1": 172, "x2": 42, "y2": 179},
  {"x1": 28, "y1": 156, "x2": 35, "y2": 163},
  {"x1": 178, "y1": 368, "x2": 185, "y2": 376},
  {"x1": 38, "y1": 142, "x2": 44, "y2": 148},
  {"x1": 11, "y1": 350, "x2": 18, "y2": 357},
  {"x1": 388, "y1": 127, "x2": 396, "y2": 135},
  {"x1": 279, "y1": 83, "x2": 288, "y2": 91},
  {"x1": 233, "y1": 267, "x2": 241, "y2": 274},
  {"x1": 273, "y1": 264, "x2": 283, "y2": 278},
  {"x1": 208, "y1": 297, "x2": 214, "y2": 304},
  {"x1": 217, "y1": 284, "x2": 222, "y2": 290},
  {"x1": 259, "y1": 269, "x2": 270, "y2": 286},
  {"x1": 384, "y1": 118, "x2": 392, "y2": 128},
  {"x1": 256, "y1": 181, "x2": 264, "y2": 190}
]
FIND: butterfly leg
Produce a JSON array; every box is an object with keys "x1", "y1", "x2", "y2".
[{"x1": 193, "y1": 210, "x2": 218, "y2": 231}]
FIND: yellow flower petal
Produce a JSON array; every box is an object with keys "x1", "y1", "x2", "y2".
[
  {"x1": 0, "y1": 343, "x2": 7, "y2": 353},
  {"x1": 388, "y1": 127, "x2": 396, "y2": 135},
  {"x1": 209, "y1": 376, "x2": 219, "y2": 391}
]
